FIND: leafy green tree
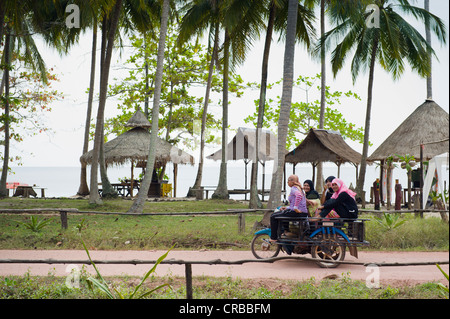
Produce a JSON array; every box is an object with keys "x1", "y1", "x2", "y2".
[
  {"x1": 317, "y1": 0, "x2": 447, "y2": 198},
  {"x1": 245, "y1": 74, "x2": 364, "y2": 150},
  {"x1": 106, "y1": 24, "x2": 223, "y2": 148}
]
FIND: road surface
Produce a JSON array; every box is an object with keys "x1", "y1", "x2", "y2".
[{"x1": 0, "y1": 249, "x2": 448, "y2": 286}]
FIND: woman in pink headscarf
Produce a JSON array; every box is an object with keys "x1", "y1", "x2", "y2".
[{"x1": 316, "y1": 178, "x2": 358, "y2": 219}]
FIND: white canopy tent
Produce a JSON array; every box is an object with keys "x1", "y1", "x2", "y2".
[{"x1": 422, "y1": 152, "x2": 449, "y2": 209}]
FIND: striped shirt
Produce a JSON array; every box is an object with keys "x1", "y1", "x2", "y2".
[{"x1": 288, "y1": 186, "x2": 307, "y2": 213}]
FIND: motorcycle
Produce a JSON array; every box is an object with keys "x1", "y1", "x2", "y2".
[{"x1": 251, "y1": 213, "x2": 369, "y2": 268}]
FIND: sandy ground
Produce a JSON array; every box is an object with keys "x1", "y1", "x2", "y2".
[{"x1": 0, "y1": 249, "x2": 448, "y2": 287}]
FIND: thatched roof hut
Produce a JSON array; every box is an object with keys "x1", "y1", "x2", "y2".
[
  {"x1": 368, "y1": 99, "x2": 449, "y2": 162},
  {"x1": 80, "y1": 110, "x2": 194, "y2": 166},
  {"x1": 80, "y1": 110, "x2": 194, "y2": 197},
  {"x1": 206, "y1": 127, "x2": 277, "y2": 162},
  {"x1": 206, "y1": 127, "x2": 277, "y2": 199},
  {"x1": 79, "y1": 127, "x2": 194, "y2": 167},
  {"x1": 285, "y1": 129, "x2": 361, "y2": 165}
]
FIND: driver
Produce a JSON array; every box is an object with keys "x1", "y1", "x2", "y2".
[{"x1": 269, "y1": 175, "x2": 308, "y2": 242}]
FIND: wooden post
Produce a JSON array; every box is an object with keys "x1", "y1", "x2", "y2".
[
  {"x1": 60, "y1": 211, "x2": 68, "y2": 229},
  {"x1": 419, "y1": 144, "x2": 424, "y2": 216},
  {"x1": 238, "y1": 213, "x2": 245, "y2": 234},
  {"x1": 185, "y1": 263, "x2": 193, "y2": 299},
  {"x1": 262, "y1": 161, "x2": 266, "y2": 202},
  {"x1": 130, "y1": 160, "x2": 134, "y2": 198},
  {"x1": 173, "y1": 163, "x2": 178, "y2": 198},
  {"x1": 373, "y1": 179, "x2": 380, "y2": 210},
  {"x1": 395, "y1": 179, "x2": 402, "y2": 211}
]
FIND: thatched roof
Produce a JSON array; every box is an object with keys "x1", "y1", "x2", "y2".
[
  {"x1": 125, "y1": 109, "x2": 151, "y2": 128},
  {"x1": 80, "y1": 127, "x2": 194, "y2": 166},
  {"x1": 285, "y1": 129, "x2": 361, "y2": 165},
  {"x1": 207, "y1": 127, "x2": 277, "y2": 162},
  {"x1": 368, "y1": 99, "x2": 449, "y2": 162}
]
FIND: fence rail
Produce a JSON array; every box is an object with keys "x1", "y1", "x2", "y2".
[
  {"x1": 0, "y1": 208, "x2": 271, "y2": 232},
  {"x1": 1, "y1": 207, "x2": 448, "y2": 230}
]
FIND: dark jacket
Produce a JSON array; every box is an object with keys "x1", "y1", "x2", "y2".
[{"x1": 320, "y1": 192, "x2": 358, "y2": 218}]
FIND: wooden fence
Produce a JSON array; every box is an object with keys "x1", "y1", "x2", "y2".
[{"x1": 0, "y1": 255, "x2": 448, "y2": 299}]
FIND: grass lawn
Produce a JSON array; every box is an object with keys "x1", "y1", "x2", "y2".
[{"x1": 0, "y1": 197, "x2": 448, "y2": 251}]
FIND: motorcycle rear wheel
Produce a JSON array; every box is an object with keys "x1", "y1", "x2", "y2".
[
  {"x1": 311, "y1": 238, "x2": 346, "y2": 268},
  {"x1": 251, "y1": 233, "x2": 281, "y2": 259}
]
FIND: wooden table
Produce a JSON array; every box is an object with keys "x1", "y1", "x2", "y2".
[
  {"x1": 111, "y1": 183, "x2": 140, "y2": 197},
  {"x1": 13, "y1": 186, "x2": 37, "y2": 198}
]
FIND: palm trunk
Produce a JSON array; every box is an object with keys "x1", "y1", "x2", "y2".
[
  {"x1": 189, "y1": 23, "x2": 219, "y2": 196},
  {"x1": 265, "y1": 0, "x2": 298, "y2": 223},
  {"x1": 386, "y1": 165, "x2": 392, "y2": 209},
  {"x1": 316, "y1": 0, "x2": 326, "y2": 191},
  {"x1": 424, "y1": 0, "x2": 432, "y2": 99},
  {"x1": 77, "y1": 21, "x2": 97, "y2": 196},
  {"x1": 0, "y1": 30, "x2": 11, "y2": 197},
  {"x1": 128, "y1": 0, "x2": 170, "y2": 213},
  {"x1": 356, "y1": 34, "x2": 379, "y2": 201},
  {"x1": 249, "y1": 1, "x2": 275, "y2": 209},
  {"x1": 212, "y1": 30, "x2": 230, "y2": 199},
  {"x1": 89, "y1": 0, "x2": 123, "y2": 205}
]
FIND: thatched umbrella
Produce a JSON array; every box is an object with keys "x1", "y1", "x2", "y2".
[
  {"x1": 80, "y1": 110, "x2": 194, "y2": 197},
  {"x1": 206, "y1": 127, "x2": 277, "y2": 199},
  {"x1": 285, "y1": 129, "x2": 362, "y2": 183},
  {"x1": 367, "y1": 99, "x2": 449, "y2": 209}
]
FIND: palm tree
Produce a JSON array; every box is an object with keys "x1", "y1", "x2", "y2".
[
  {"x1": 76, "y1": 0, "x2": 160, "y2": 196},
  {"x1": 317, "y1": 0, "x2": 447, "y2": 200},
  {"x1": 179, "y1": 0, "x2": 266, "y2": 199},
  {"x1": 0, "y1": 0, "x2": 54, "y2": 197},
  {"x1": 211, "y1": 27, "x2": 231, "y2": 199},
  {"x1": 249, "y1": 0, "x2": 315, "y2": 208},
  {"x1": 179, "y1": 0, "x2": 221, "y2": 198},
  {"x1": 213, "y1": 0, "x2": 275, "y2": 199},
  {"x1": 266, "y1": 0, "x2": 299, "y2": 211},
  {"x1": 128, "y1": 0, "x2": 170, "y2": 214},
  {"x1": 77, "y1": 18, "x2": 98, "y2": 196},
  {"x1": 89, "y1": 0, "x2": 124, "y2": 205}
]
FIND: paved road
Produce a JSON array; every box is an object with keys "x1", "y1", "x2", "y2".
[{"x1": 0, "y1": 250, "x2": 448, "y2": 286}]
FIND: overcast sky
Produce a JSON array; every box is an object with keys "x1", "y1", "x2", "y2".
[{"x1": 9, "y1": 0, "x2": 449, "y2": 168}]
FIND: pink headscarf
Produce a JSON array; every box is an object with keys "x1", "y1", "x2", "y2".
[{"x1": 331, "y1": 178, "x2": 356, "y2": 199}]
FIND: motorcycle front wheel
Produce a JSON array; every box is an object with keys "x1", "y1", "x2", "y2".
[{"x1": 251, "y1": 233, "x2": 281, "y2": 259}]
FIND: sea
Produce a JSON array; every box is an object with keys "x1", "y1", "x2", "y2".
[{"x1": 8, "y1": 162, "x2": 446, "y2": 201}]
